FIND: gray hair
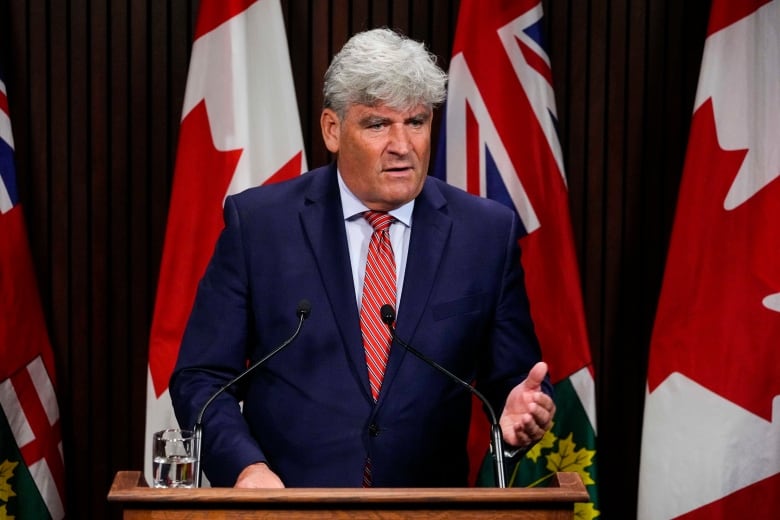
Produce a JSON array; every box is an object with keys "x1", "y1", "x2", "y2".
[{"x1": 323, "y1": 28, "x2": 448, "y2": 118}]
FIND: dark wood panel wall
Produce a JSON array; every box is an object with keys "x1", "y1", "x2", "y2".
[{"x1": 2, "y1": 0, "x2": 710, "y2": 517}]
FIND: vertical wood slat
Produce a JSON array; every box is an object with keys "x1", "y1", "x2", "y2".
[
  {"x1": 71, "y1": 0, "x2": 102, "y2": 512},
  {"x1": 107, "y1": 0, "x2": 129, "y2": 452},
  {"x1": 560, "y1": 0, "x2": 593, "y2": 344},
  {"x1": 89, "y1": 0, "x2": 114, "y2": 514},
  {"x1": 282, "y1": 0, "x2": 314, "y2": 164},
  {"x1": 24, "y1": 0, "x2": 51, "y2": 298},
  {"x1": 309, "y1": 0, "x2": 330, "y2": 167},
  {"x1": 3, "y1": 1, "x2": 712, "y2": 517},
  {"x1": 128, "y1": 0, "x2": 150, "y2": 418},
  {"x1": 604, "y1": 0, "x2": 629, "y2": 337},
  {"x1": 108, "y1": 2, "x2": 132, "y2": 517},
  {"x1": 613, "y1": 0, "x2": 652, "y2": 515},
  {"x1": 143, "y1": 0, "x2": 168, "y2": 480}
]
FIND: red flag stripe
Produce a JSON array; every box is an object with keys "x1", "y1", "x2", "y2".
[
  {"x1": 516, "y1": 37, "x2": 553, "y2": 87},
  {"x1": 194, "y1": 0, "x2": 258, "y2": 40},
  {"x1": 0, "y1": 357, "x2": 66, "y2": 514},
  {"x1": 707, "y1": 0, "x2": 771, "y2": 35},
  {"x1": 0, "y1": 89, "x2": 9, "y2": 117},
  {"x1": 466, "y1": 103, "x2": 480, "y2": 195}
]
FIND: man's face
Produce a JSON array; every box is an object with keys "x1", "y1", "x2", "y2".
[{"x1": 321, "y1": 103, "x2": 432, "y2": 211}]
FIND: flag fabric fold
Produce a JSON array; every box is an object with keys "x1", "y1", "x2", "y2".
[
  {"x1": 144, "y1": 0, "x2": 307, "y2": 485},
  {"x1": 433, "y1": 1, "x2": 598, "y2": 516},
  {"x1": 0, "y1": 74, "x2": 66, "y2": 519},
  {"x1": 638, "y1": 1, "x2": 780, "y2": 518}
]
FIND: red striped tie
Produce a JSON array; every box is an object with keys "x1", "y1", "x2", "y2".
[
  {"x1": 361, "y1": 211, "x2": 395, "y2": 487},
  {"x1": 360, "y1": 211, "x2": 396, "y2": 402}
]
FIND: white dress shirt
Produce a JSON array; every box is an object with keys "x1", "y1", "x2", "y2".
[{"x1": 337, "y1": 171, "x2": 414, "y2": 312}]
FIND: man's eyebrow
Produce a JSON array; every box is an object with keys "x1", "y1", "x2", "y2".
[
  {"x1": 407, "y1": 111, "x2": 431, "y2": 122},
  {"x1": 358, "y1": 115, "x2": 391, "y2": 125},
  {"x1": 356, "y1": 111, "x2": 431, "y2": 126},
  {"x1": 409, "y1": 110, "x2": 433, "y2": 119}
]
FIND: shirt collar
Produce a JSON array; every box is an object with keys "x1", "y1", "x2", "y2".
[{"x1": 337, "y1": 170, "x2": 414, "y2": 227}]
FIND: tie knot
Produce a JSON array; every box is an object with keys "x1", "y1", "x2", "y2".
[{"x1": 363, "y1": 211, "x2": 393, "y2": 232}]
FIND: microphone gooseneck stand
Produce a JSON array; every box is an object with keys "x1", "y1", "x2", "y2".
[
  {"x1": 379, "y1": 304, "x2": 507, "y2": 488},
  {"x1": 191, "y1": 299, "x2": 311, "y2": 488}
]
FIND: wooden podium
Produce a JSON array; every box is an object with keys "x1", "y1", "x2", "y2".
[{"x1": 108, "y1": 471, "x2": 589, "y2": 519}]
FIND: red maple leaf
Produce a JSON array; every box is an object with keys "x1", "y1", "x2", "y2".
[
  {"x1": 648, "y1": 99, "x2": 780, "y2": 420},
  {"x1": 148, "y1": 101, "x2": 243, "y2": 396},
  {"x1": 149, "y1": 100, "x2": 303, "y2": 396}
]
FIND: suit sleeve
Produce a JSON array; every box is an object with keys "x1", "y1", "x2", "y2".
[
  {"x1": 169, "y1": 195, "x2": 268, "y2": 486},
  {"x1": 476, "y1": 210, "x2": 554, "y2": 412}
]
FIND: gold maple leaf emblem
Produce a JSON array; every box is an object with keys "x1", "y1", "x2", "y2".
[
  {"x1": 510, "y1": 425, "x2": 599, "y2": 519},
  {"x1": 574, "y1": 501, "x2": 599, "y2": 519},
  {"x1": 0, "y1": 460, "x2": 18, "y2": 503},
  {"x1": 545, "y1": 433, "x2": 596, "y2": 485},
  {"x1": 524, "y1": 427, "x2": 557, "y2": 463}
]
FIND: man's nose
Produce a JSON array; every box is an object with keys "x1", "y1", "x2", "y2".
[{"x1": 386, "y1": 124, "x2": 411, "y2": 154}]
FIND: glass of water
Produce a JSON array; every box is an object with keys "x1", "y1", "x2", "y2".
[{"x1": 152, "y1": 429, "x2": 196, "y2": 488}]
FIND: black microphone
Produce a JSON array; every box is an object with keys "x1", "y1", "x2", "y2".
[
  {"x1": 192, "y1": 299, "x2": 312, "y2": 487},
  {"x1": 379, "y1": 304, "x2": 507, "y2": 488}
]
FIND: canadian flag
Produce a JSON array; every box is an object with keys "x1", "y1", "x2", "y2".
[
  {"x1": 638, "y1": 0, "x2": 780, "y2": 518},
  {"x1": 144, "y1": 0, "x2": 306, "y2": 484}
]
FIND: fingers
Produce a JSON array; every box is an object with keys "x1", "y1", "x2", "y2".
[
  {"x1": 500, "y1": 389, "x2": 556, "y2": 448},
  {"x1": 234, "y1": 462, "x2": 286, "y2": 489},
  {"x1": 525, "y1": 395, "x2": 555, "y2": 437},
  {"x1": 500, "y1": 410, "x2": 545, "y2": 447},
  {"x1": 530, "y1": 393, "x2": 556, "y2": 431}
]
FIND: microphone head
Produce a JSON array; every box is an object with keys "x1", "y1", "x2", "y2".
[
  {"x1": 296, "y1": 299, "x2": 312, "y2": 319},
  {"x1": 380, "y1": 304, "x2": 396, "y2": 325}
]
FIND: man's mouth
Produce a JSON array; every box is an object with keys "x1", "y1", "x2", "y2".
[{"x1": 384, "y1": 166, "x2": 412, "y2": 173}]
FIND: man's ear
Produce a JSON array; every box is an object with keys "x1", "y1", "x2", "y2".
[{"x1": 320, "y1": 108, "x2": 340, "y2": 153}]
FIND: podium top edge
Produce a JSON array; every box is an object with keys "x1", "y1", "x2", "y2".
[{"x1": 108, "y1": 471, "x2": 589, "y2": 504}]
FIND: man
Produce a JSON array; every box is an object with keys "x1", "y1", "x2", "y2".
[{"x1": 170, "y1": 27, "x2": 555, "y2": 488}]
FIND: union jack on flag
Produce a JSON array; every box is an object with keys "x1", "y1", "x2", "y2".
[{"x1": 433, "y1": 0, "x2": 599, "y2": 516}]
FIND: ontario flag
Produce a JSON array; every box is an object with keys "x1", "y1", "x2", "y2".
[
  {"x1": 144, "y1": 0, "x2": 307, "y2": 484},
  {"x1": 638, "y1": 1, "x2": 780, "y2": 518},
  {"x1": 433, "y1": 0, "x2": 598, "y2": 515},
  {"x1": 0, "y1": 75, "x2": 65, "y2": 517}
]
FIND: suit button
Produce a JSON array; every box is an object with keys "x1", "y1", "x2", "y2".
[{"x1": 368, "y1": 423, "x2": 380, "y2": 437}]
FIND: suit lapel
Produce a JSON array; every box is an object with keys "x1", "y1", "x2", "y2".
[
  {"x1": 379, "y1": 179, "x2": 451, "y2": 401},
  {"x1": 300, "y1": 172, "x2": 452, "y2": 406},
  {"x1": 299, "y1": 165, "x2": 373, "y2": 400}
]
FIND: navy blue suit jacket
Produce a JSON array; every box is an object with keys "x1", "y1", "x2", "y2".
[{"x1": 170, "y1": 163, "x2": 549, "y2": 487}]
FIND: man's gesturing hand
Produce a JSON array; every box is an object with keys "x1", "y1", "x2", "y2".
[{"x1": 499, "y1": 361, "x2": 556, "y2": 448}]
